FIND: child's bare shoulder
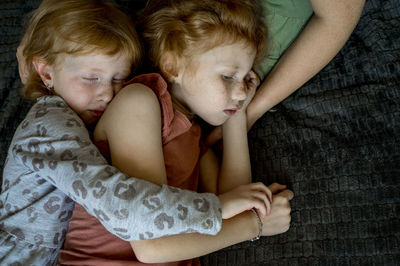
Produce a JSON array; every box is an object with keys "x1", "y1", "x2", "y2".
[
  {"x1": 112, "y1": 83, "x2": 159, "y2": 110},
  {"x1": 98, "y1": 83, "x2": 161, "y2": 131}
]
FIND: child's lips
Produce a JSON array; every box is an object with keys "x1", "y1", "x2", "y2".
[
  {"x1": 223, "y1": 107, "x2": 241, "y2": 116},
  {"x1": 90, "y1": 109, "x2": 104, "y2": 117}
]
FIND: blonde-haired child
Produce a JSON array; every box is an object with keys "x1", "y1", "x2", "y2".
[
  {"x1": 60, "y1": 0, "x2": 293, "y2": 264},
  {"x1": 1, "y1": 0, "x2": 274, "y2": 264}
]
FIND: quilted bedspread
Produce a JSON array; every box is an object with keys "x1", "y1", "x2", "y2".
[{"x1": 0, "y1": 0, "x2": 399, "y2": 265}]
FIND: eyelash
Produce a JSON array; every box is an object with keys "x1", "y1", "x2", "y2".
[
  {"x1": 83, "y1": 78, "x2": 98, "y2": 84},
  {"x1": 82, "y1": 78, "x2": 126, "y2": 84},
  {"x1": 222, "y1": 75, "x2": 234, "y2": 81},
  {"x1": 112, "y1": 79, "x2": 125, "y2": 84}
]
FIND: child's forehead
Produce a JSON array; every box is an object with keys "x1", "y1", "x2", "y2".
[
  {"x1": 56, "y1": 52, "x2": 131, "y2": 72},
  {"x1": 185, "y1": 32, "x2": 256, "y2": 56},
  {"x1": 189, "y1": 42, "x2": 256, "y2": 66}
]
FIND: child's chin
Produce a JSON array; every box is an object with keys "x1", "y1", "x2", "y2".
[
  {"x1": 206, "y1": 118, "x2": 226, "y2": 127},
  {"x1": 82, "y1": 116, "x2": 99, "y2": 127}
]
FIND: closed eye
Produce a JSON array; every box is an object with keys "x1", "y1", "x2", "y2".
[
  {"x1": 112, "y1": 78, "x2": 126, "y2": 84},
  {"x1": 222, "y1": 75, "x2": 234, "y2": 81},
  {"x1": 82, "y1": 77, "x2": 98, "y2": 84}
]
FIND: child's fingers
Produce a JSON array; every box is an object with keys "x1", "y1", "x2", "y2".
[
  {"x1": 250, "y1": 191, "x2": 271, "y2": 218},
  {"x1": 276, "y1": 189, "x2": 294, "y2": 201},
  {"x1": 266, "y1": 188, "x2": 272, "y2": 204},
  {"x1": 251, "y1": 196, "x2": 270, "y2": 218},
  {"x1": 250, "y1": 182, "x2": 273, "y2": 203},
  {"x1": 247, "y1": 70, "x2": 260, "y2": 86},
  {"x1": 260, "y1": 187, "x2": 272, "y2": 205},
  {"x1": 268, "y1": 182, "x2": 287, "y2": 194}
]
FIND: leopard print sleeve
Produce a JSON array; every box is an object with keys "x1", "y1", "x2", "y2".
[{"x1": 1, "y1": 96, "x2": 222, "y2": 252}]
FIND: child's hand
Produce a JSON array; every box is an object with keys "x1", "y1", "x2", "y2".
[
  {"x1": 205, "y1": 70, "x2": 259, "y2": 147},
  {"x1": 260, "y1": 183, "x2": 293, "y2": 236},
  {"x1": 218, "y1": 182, "x2": 272, "y2": 219},
  {"x1": 242, "y1": 70, "x2": 259, "y2": 110}
]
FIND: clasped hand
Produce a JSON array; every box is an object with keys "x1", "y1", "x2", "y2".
[{"x1": 218, "y1": 182, "x2": 293, "y2": 236}]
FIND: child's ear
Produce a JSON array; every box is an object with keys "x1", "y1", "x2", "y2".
[
  {"x1": 32, "y1": 59, "x2": 53, "y2": 87},
  {"x1": 159, "y1": 51, "x2": 182, "y2": 82}
]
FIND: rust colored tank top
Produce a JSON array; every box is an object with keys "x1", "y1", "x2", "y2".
[{"x1": 59, "y1": 73, "x2": 203, "y2": 266}]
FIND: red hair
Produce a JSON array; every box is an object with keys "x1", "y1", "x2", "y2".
[
  {"x1": 22, "y1": 0, "x2": 142, "y2": 99},
  {"x1": 137, "y1": 0, "x2": 267, "y2": 72}
]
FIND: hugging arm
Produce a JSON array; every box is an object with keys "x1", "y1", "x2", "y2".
[
  {"x1": 98, "y1": 83, "x2": 286, "y2": 263},
  {"x1": 132, "y1": 183, "x2": 293, "y2": 263},
  {"x1": 8, "y1": 96, "x2": 222, "y2": 241},
  {"x1": 247, "y1": 0, "x2": 366, "y2": 128}
]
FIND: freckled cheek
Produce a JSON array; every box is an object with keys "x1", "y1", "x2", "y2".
[{"x1": 215, "y1": 85, "x2": 230, "y2": 105}]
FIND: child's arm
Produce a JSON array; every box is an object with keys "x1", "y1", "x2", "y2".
[
  {"x1": 247, "y1": 0, "x2": 365, "y2": 128},
  {"x1": 96, "y1": 83, "x2": 168, "y2": 186},
  {"x1": 199, "y1": 71, "x2": 272, "y2": 216},
  {"x1": 200, "y1": 70, "x2": 263, "y2": 193},
  {"x1": 205, "y1": 1, "x2": 365, "y2": 147},
  {"x1": 98, "y1": 83, "x2": 289, "y2": 262},
  {"x1": 218, "y1": 70, "x2": 258, "y2": 193},
  {"x1": 98, "y1": 81, "x2": 272, "y2": 219},
  {"x1": 198, "y1": 111, "x2": 250, "y2": 194},
  {"x1": 132, "y1": 183, "x2": 293, "y2": 263},
  {"x1": 8, "y1": 95, "x2": 222, "y2": 241}
]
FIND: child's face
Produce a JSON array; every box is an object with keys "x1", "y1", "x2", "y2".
[
  {"x1": 173, "y1": 41, "x2": 256, "y2": 126},
  {"x1": 50, "y1": 52, "x2": 131, "y2": 125}
]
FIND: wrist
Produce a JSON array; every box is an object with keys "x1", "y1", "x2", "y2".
[
  {"x1": 222, "y1": 109, "x2": 247, "y2": 132},
  {"x1": 244, "y1": 209, "x2": 261, "y2": 241},
  {"x1": 249, "y1": 209, "x2": 262, "y2": 241}
]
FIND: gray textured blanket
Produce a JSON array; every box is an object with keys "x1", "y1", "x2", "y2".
[{"x1": 0, "y1": 0, "x2": 399, "y2": 265}]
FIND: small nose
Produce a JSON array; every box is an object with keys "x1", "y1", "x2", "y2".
[
  {"x1": 98, "y1": 82, "x2": 114, "y2": 103},
  {"x1": 231, "y1": 81, "x2": 248, "y2": 101}
]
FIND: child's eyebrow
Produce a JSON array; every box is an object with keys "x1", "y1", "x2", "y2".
[
  {"x1": 84, "y1": 67, "x2": 131, "y2": 75},
  {"x1": 218, "y1": 65, "x2": 239, "y2": 69},
  {"x1": 215, "y1": 65, "x2": 241, "y2": 72}
]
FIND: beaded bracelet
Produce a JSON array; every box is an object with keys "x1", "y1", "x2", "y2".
[{"x1": 250, "y1": 208, "x2": 263, "y2": 241}]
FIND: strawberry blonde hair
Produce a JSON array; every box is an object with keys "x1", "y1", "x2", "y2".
[
  {"x1": 22, "y1": 0, "x2": 142, "y2": 99},
  {"x1": 137, "y1": 0, "x2": 267, "y2": 74}
]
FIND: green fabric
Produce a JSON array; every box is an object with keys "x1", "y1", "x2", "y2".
[{"x1": 256, "y1": 0, "x2": 313, "y2": 79}]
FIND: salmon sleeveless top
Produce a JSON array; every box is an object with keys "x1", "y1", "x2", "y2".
[{"x1": 59, "y1": 73, "x2": 204, "y2": 266}]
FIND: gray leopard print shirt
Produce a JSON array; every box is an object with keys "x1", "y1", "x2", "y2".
[{"x1": 0, "y1": 96, "x2": 222, "y2": 265}]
